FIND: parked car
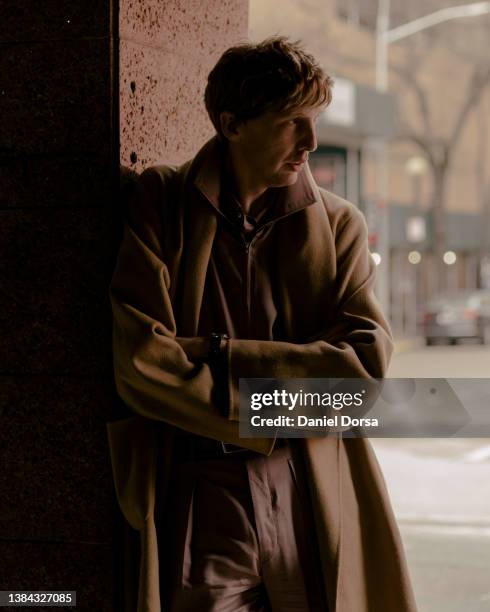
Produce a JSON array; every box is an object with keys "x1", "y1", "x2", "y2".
[{"x1": 422, "y1": 290, "x2": 490, "y2": 345}]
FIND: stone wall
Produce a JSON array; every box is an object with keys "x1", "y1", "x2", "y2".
[{"x1": 120, "y1": 0, "x2": 248, "y2": 170}]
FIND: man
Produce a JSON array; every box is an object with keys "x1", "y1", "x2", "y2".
[{"x1": 109, "y1": 38, "x2": 417, "y2": 611}]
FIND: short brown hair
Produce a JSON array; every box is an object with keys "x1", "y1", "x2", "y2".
[{"x1": 205, "y1": 37, "x2": 333, "y2": 139}]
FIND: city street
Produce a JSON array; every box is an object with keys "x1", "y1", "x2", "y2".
[
  {"x1": 389, "y1": 341, "x2": 490, "y2": 378},
  {"x1": 372, "y1": 342, "x2": 490, "y2": 611}
]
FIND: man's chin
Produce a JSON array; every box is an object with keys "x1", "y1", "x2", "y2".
[{"x1": 270, "y1": 170, "x2": 300, "y2": 187}]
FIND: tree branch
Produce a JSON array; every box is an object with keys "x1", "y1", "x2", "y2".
[
  {"x1": 449, "y1": 66, "x2": 490, "y2": 149},
  {"x1": 390, "y1": 61, "x2": 433, "y2": 139},
  {"x1": 395, "y1": 125, "x2": 435, "y2": 165}
]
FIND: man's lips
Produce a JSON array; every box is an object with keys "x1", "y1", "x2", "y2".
[{"x1": 285, "y1": 158, "x2": 307, "y2": 169}]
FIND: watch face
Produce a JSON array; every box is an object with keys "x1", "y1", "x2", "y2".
[
  {"x1": 210, "y1": 333, "x2": 229, "y2": 357},
  {"x1": 210, "y1": 333, "x2": 221, "y2": 355}
]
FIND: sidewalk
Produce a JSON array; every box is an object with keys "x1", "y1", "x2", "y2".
[
  {"x1": 372, "y1": 440, "x2": 490, "y2": 525},
  {"x1": 372, "y1": 439, "x2": 490, "y2": 612}
]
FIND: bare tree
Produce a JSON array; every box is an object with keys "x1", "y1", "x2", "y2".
[
  {"x1": 393, "y1": 57, "x2": 490, "y2": 288},
  {"x1": 392, "y1": 9, "x2": 490, "y2": 286}
]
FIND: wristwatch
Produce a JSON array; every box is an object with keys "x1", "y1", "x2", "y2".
[{"x1": 209, "y1": 332, "x2": 229, "y2": 359}]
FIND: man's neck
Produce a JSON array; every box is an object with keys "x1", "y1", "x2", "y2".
[{"x1": 224, "y1": 144, "x2": 267, "y2": 214}]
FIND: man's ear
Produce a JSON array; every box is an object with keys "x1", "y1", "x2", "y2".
[{"x1": 219, "y1": 111, "x2": 242, "y2": 142}]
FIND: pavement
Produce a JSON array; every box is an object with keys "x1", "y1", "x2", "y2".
[
  {"x1": 372, "y1": 439, "x2": 490, "y2": 526},
  {"x1": 373, "y1": 341, "x2": 490, "y2": 611},
  {"x1": 373, "y1": 439, "x2": 490, "y2": 612}
]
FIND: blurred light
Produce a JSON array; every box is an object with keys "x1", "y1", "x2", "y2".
[
  {"x1": 371, "y1": 252, "x2": 382, "y2": 266},
  {"x1": 408, "y1": 250, "x2": 422, "y2": 264},
  {"x1": 405, "y1": 156, "x2": 428, "y2": 176},
  {"x1": 443, "y1": 251, "x2": 457, "y2": 265},
  {"x1": 406, "y1": 216, "x2": 426, "y2": 242}
]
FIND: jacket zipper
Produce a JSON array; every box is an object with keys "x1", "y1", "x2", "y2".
[{"x1": 244, "y1": 236, "x2": 257, "y2": 338}]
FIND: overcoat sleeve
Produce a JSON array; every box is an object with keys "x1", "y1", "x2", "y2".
[
  {"x1": 226, "y1": 204, "x2": 394, "y2": 420},
  {"x1": 109, "y1": 168, "x2": 274, "y2": 454}
]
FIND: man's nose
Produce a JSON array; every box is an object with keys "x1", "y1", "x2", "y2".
[{"x1": 299, "y1": 119, "x2": 318, "y2": 153}]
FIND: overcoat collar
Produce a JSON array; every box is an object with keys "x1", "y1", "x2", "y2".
[{"x1": 192, "y1": 135, "x2": 321, "y2": 217}]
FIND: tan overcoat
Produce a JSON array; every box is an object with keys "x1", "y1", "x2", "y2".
[{"x1": 108, "y1": 137, "x2": 418, "y2": 612}]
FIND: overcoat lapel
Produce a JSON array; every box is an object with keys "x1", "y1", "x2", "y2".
[
  {"x1": 177, "y1": 198, "x2": 217, "y2": 336},
  {"x1": 173, "y1": 139, "x2": 221, "y2": 336}
]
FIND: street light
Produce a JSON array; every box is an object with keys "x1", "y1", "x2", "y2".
[{"x1": 376, "y1": 1, "x2": 490, "y2": 90}]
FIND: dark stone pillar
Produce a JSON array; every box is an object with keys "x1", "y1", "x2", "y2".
[{"x1": 0, "y1": 3, "x2": 116, "y2": 610}]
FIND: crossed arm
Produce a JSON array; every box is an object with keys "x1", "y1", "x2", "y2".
[{"x1": 109, "y1": 169, "x2": 393, "y2": 453}]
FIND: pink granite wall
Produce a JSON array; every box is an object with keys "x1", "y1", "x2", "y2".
[{"x1": 120, "y1": 0, "x2": 249, "y2": 170}]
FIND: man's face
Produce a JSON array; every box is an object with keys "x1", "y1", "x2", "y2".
[{"x1": 230, "y1": 104, "x2": 324, "y2": 189}]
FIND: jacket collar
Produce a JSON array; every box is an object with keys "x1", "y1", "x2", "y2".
[{"x1": 192, "y1": 136, "x2": 321, "y2": 220}]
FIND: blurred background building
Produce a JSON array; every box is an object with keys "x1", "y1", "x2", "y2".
[{"x1": 251, "y1": 0, "x2": 490, "y2": 338}]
